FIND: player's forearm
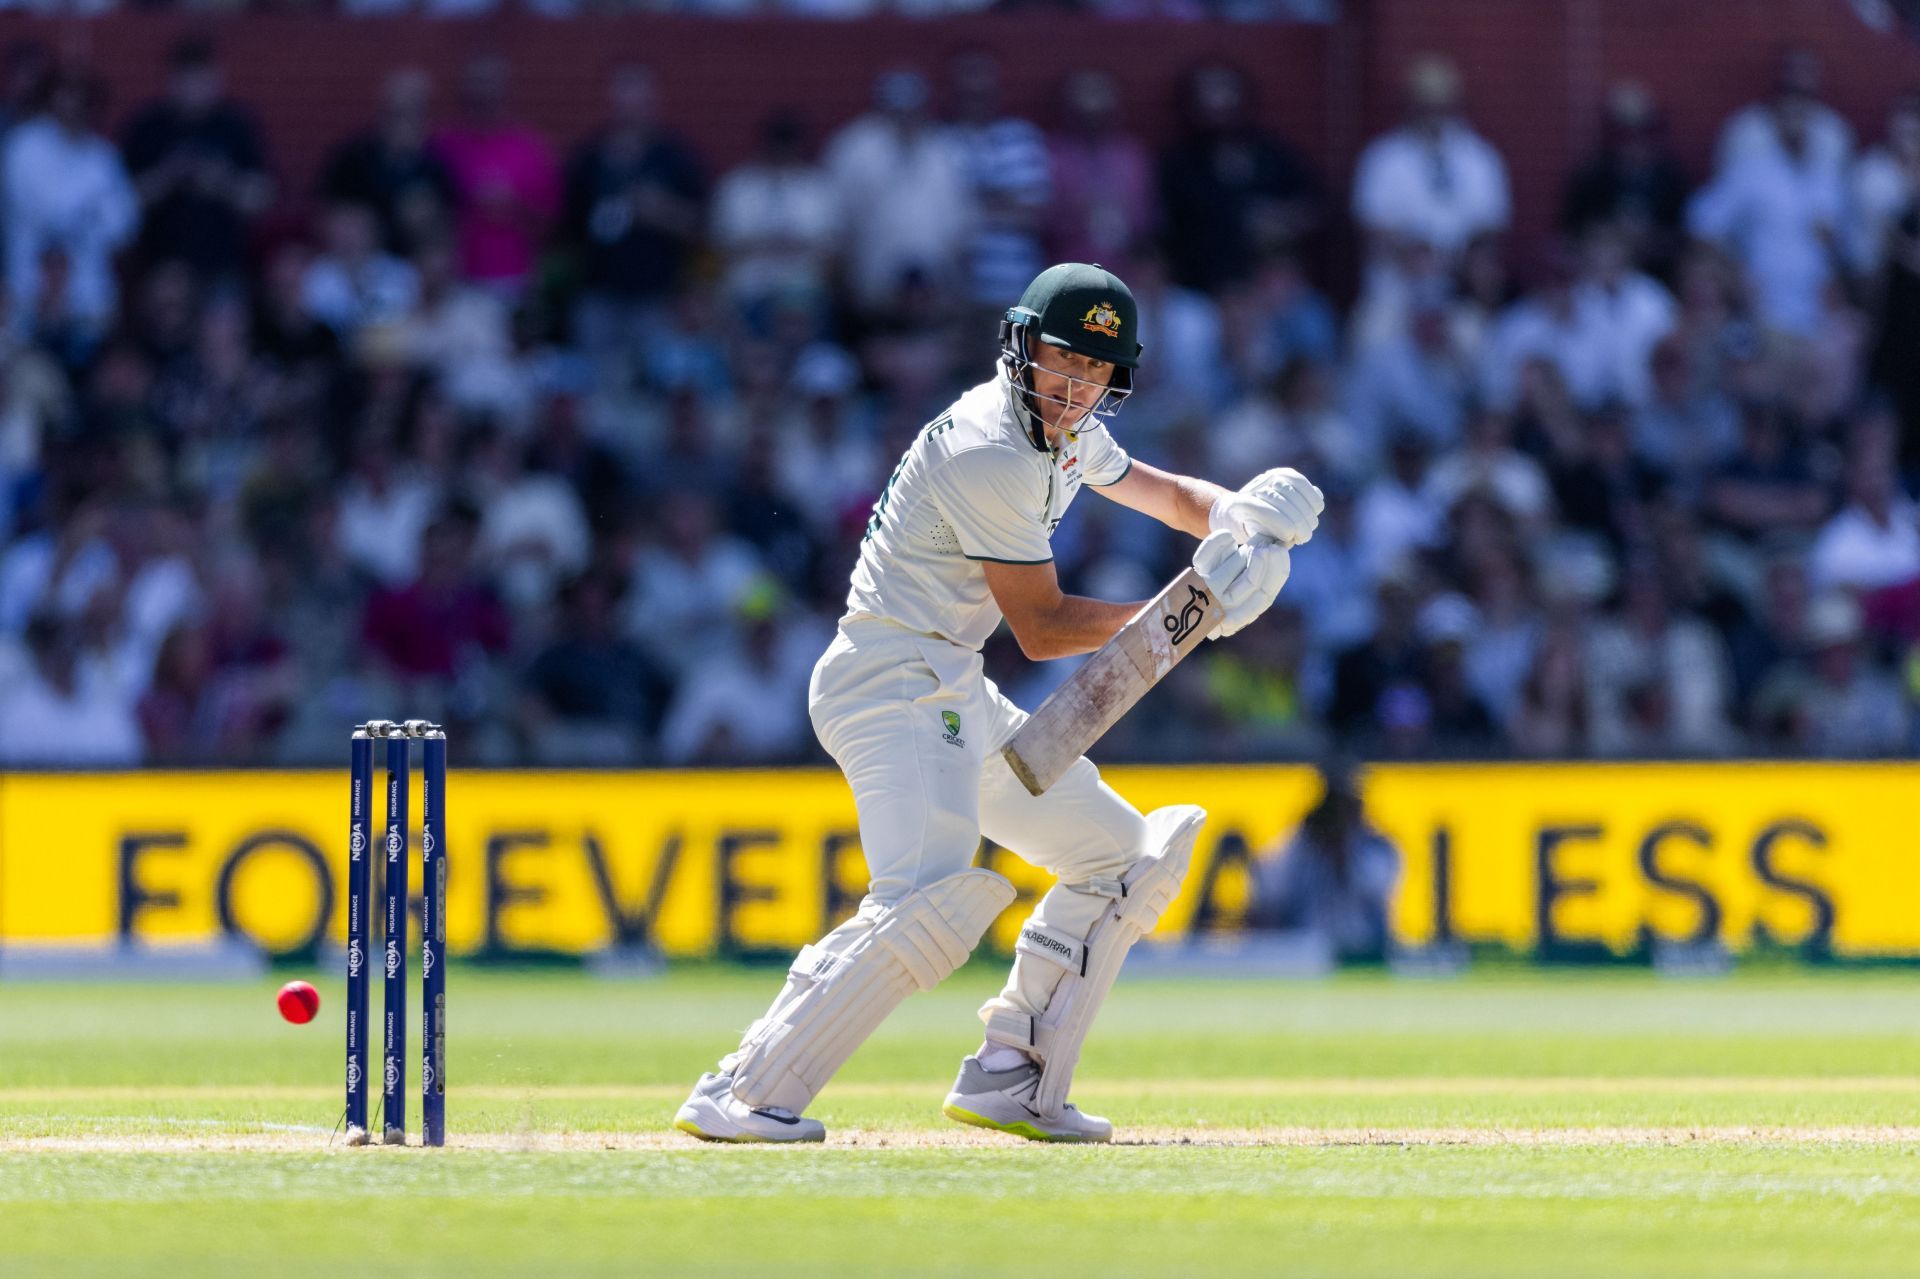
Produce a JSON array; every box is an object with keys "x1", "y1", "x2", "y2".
[
  {"x1": 1014, "y1": 593, "x2": 1144, "y2": 661},
  {"x1": 1173, "y1": 475, "x2": 1232, "y2": 540}
]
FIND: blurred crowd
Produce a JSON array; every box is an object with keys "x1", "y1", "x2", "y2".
[
  {"x1": 0, "y1": 36, "x2": 1918, "y2": 767},
  {"x1": 0, "y1": 0, "x2": 1337, "y2": 18}
]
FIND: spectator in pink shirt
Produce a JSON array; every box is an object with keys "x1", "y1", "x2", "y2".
[
  {"x1": 1045, "y1": 68, "x2": 1152, "y2": 277},
  {"x1": 431, "y1": 55, "x2": 559, "y2": 295}
]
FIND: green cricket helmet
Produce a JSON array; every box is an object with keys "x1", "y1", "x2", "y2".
[{"x1": 999, "y1": 262, "x2": 1140, "y2": 442}]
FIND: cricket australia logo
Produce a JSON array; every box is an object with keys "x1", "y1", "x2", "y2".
[
  {"x1": 941, "y1": 710, "x2": 965, "y2": 748},
  {"x1": 1166, "y1": 584, "x2": 1211, "y2": 645},
  {"x1": 1081, "y1": 302, "x2": 1122, "y2": 338}
]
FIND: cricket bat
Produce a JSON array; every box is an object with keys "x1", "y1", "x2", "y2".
[{"x1": 1001, "y1": 567, "x2": 1225, "y2": 796}]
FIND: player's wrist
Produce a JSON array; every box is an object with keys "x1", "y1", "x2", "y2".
[{"x1": 1206, "y1": 495, "x2": 1237, "y2": 539}]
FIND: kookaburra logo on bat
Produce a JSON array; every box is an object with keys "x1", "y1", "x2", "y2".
[{"x1": 1165, "y1": 584, "x2": 1211, "y2": 645}]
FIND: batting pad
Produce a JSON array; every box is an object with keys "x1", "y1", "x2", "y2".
[
  {"x1": 983, "y1": 804, "x2": 1205, "y2": 1119},
  {"x1": 731, "y1": 868, "x2": 1015, "y2": 1113}
]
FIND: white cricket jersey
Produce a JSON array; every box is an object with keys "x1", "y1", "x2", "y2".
[{"x1": 845, "y1": 373, "x2": 1132, "y2": 650}]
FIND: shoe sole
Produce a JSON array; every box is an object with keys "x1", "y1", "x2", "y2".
[
  {"x1": 942, "y1": 1101, "x2": 1109, "y2": 1144},
  {"x1": 672, "y1": 1115, "x2": 825, "y2": 1144}
]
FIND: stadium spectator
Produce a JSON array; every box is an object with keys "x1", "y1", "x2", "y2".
[
  {"x1": 1808, "y1": 412, "x2": 1920, "y2": 593},
  {"x1": 433, "y1": 54, "x2": 560, "y2": 296},
  {"x1": 1727, "y1": 548, "x2": 1813, "y2": 713},
  {"x1": 823, "y1": 69, "x2": 972, "y2": 317},
  {"x1": 659, "y1": 589, "x2": 819, "y2": 765},
  {"x1": 1511, "y1": 618, "x2": 1592, "y2": 757},
  {"x1": 1353, "y1": 54, "x2": 1510, "y2": 266},
  {"x1": 711, "y1": 110, "x2": 836, "y2": 338},
  {"x1": 946, "y1": 48, "x2": 1050, "y2": 313},
  {"x1": 1848, "y1": 96, "x2": 1920, "y2": 278},
  {"x1": 380, "y1": 235, "x2": 520, "y2": 420},
  {"x1": 3, "y1": 70, "x2": 136, "y2": 355},
  {"x1": 301, "y1": 202, "x2": 419, "y2": 340},
  {"x1": 1123, "y1": 244, "x2": 1226, "y2": 417},
  {"x1": 361, "y1": 503, "x2": 511, "y2": 686},
  {"x1": 1247, "y1": 763, "x2": 1399, "y2": 961},
  {"x1": 1690, "y1": 50, "x2": 1850, "y2": 339},
  {"x1": 1345, "y1": 297, "x2": 1470, "y2": 451},
  {"x1": 519, "y1": 570, "x2": 669, "y2": 765},
  {"x1": 620, "y1": 491, "x2": 764, "y2": 676},
  {"x1": 1560, "y1": 83, "x2": 1688, "y2": 279},
  {"x1": 1585, "y1": 568, "x2": 1735, "y2": 756},
  {"x1": 1703, "y1": 400, "x2": 1833, "y2": 545},
  {"x1": 1632, "y1": 335, "x2": 1740, "y2": 497},
  {"x1": 120, "y1": 37, "x2": 271, "y2": 283},
  {"x1": 1716, "y1": 46, "x2": 1854, "y2": 178},
  {"x1": 1044, "y1": 69, "x2": 1152, "y2": 278},
  {"x1": 565, "y1": 66, "x2": 706, "y2": 359},
  {"x1": 1157, "y1": 62, "x2": 1318, "y2": 293},
  {"x1": 0, "y1": 612, "x2": 142, "y2": 766},
  {"x1": 467, "y1": 426, "x2": 592, "y2": 611},
  {"x1": 1755, "y1": 592, "x2": 1909, "y2": 755},
  {"x1": 318, "y1": 68, "x2": 457, "y2": 258}
]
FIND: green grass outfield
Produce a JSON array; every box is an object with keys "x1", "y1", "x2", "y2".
[{"x1": 4, "y1": 967, "x2": 1920, "y2": 1277}]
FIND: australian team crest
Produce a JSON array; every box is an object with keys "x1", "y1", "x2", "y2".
[
  {"x1": 941, "y1": 710, "x2": 965, "y2": 747},
  {"x1": 1081, "y1": 302, "x2": 1123, "y2": 338}
]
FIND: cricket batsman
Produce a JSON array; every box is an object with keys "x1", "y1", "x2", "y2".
[{"x1": 675, "y1": 263, "x2": 1322, "y2": 1143}]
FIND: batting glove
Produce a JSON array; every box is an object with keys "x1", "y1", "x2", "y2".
[
  {"x1": 1191, "y1": 530, "x2": 1292, "y2": 641},
  {"x1": 1209, "y1": 466, "x2": 1324, "y2": 549}
]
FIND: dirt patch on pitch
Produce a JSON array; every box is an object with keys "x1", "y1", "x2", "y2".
[{"x1": 8, "y1": 1124, "x2": 1920, "y2": 1154}]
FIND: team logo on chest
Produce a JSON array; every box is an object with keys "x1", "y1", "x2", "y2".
[{"x1": 941, "y1": 710, "x2": 965, "y2": 748}]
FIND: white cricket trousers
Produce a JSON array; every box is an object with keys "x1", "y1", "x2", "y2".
[{"x1": 807, "y1": 615, "x2": 1148, "y2": 904}]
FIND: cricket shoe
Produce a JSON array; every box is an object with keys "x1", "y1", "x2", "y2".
[
  {"x1": 942, "y1": 1054, "x2": 1112, "y2": 1143},
  {"x1": 673, "y1": 1072, "x2": 825, "y2": 1143}
]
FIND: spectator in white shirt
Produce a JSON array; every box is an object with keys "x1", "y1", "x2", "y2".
[
  {"x1": 822, "y1": 69, "x2": 973, "y2": 316},
  {"x1": 775, "y1": 345, "x2": 878, "y2": 538},
  {"x1": 946, "y1": 48, "x2": 1050, "y2": 309},
  {"x1": 1352, "y1": 54, "x2": 1510, "y2": 266},
  {"x1": 711, "y1": 110, "x2": 836, "y2": 334},
  {"x1": 1690, "y1": 53, "x2": 1849, "y2": 338},
  {"x1": 621, "y1": 492, "x2": 765, "y2": 677},
  {"x1": 467, "y1": 427, "x2": 592, "y2": 611},
  {"x1": 302, "y1": 201, "x2": 419, "y2": 339},
  {"x1": 0, "y1": 612, "x2": 142, "y2": 766},
  {"x1": 3, "y1": 70, "x2": 137, "y2": 346},
  {"x1": 1575, "y1": 225, "x2": 1677, "y2": 407},
  {"x1": 1355, "y1": 433, "x2": 1444, "y2": 580},
  {"x1": 1480, "y1": 250, "x2": 1616, "y2": 411},
  {"x1": 381, "y1": 236, "x2": 521, "y2": 420},
  {"x1": 1809, "y1": 414, "x2": 1920, "y2": 593},
  {"x1": 660, "y1": 599, "x2": 813, "y2": 765},
  {"x1": 335, "y1": 435, "x2": 440, "y2": 586},
  {"x1": 1346, "y1": 299, "x2": 1471, "y2": 452},
  {"x1": 1848, "y1": 95, "x2": 1920, "y2": 278},
  {"x1": 1424, "y1": 406, "x2": 1554, "y2": 528},
  {"x1": 1716, "y1": 47, "x2": 1854, "y2": 179}
]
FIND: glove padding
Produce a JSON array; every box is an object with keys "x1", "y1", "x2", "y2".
[
  {"x1": 1211, "y1": 467, "x2": 1324, "y2": 549},
  {"x1": 1190, "y1": 529, "x2": 1292, "y2": 641}
]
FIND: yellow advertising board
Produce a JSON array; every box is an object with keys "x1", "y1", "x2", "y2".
[{"x1": 0, "y1": 763, "x2": 1908, "y2": 959}]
